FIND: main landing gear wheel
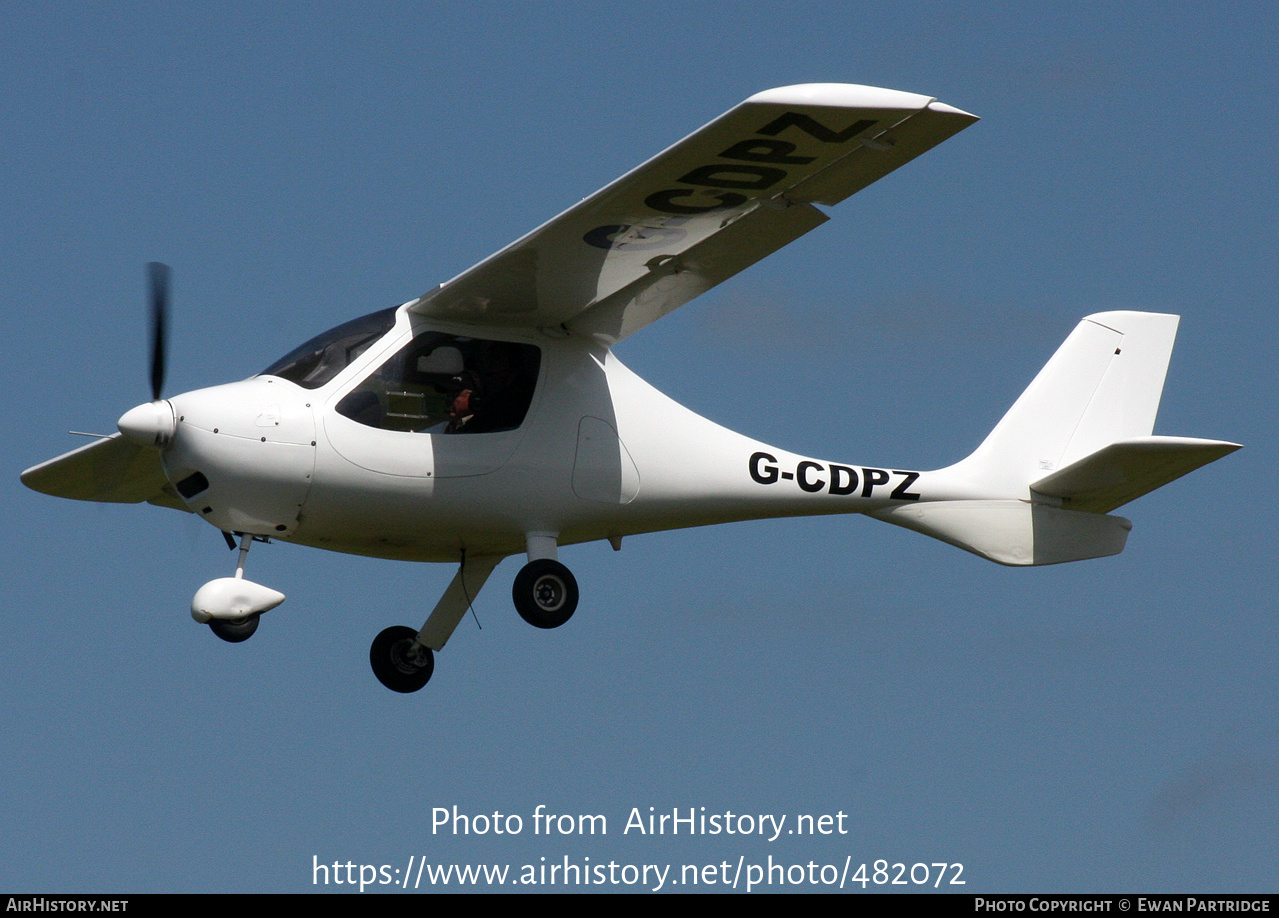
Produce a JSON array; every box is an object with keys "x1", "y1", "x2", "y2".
[
  {"x1": 208, "y1": 614, "x2": 260, "y2": 643},
  {"x1": 512, "y1": 559, "x2": 579, "y2": 629},
  {"x1": 370, "y1": 625, "x2": 435, "y2": 693}
]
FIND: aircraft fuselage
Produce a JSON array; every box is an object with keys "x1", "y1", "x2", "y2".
[{"x1": 163, "y1": 311, "x2": 943, "y2": 563}]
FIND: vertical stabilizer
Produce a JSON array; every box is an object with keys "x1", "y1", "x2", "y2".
[{"x1": 955, "y1": 311, "x2": 1179, "y2": 493}]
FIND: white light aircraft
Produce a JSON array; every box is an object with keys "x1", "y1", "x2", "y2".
[{"x1": 22, "y1": 84, "x2": 1240, "y2": 693}]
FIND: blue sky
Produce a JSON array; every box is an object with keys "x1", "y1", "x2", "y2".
[{"x1": 3, "y1": 1, "x2": 1276, "y2": 893}]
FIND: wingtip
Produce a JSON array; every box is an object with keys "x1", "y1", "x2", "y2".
[
  {"x1": 926, "y1": 100, "x2": 980, "y2": 122},
  {"x1": 745, "y1": 84, "x2": 978, "y2": 124},
  {"x1": 746, "y1": 83, "x2": 937, "y2": 111}
]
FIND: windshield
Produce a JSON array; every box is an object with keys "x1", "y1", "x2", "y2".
[{"x1": 260, "y1": 307, "x2": 398, "y2": 389}]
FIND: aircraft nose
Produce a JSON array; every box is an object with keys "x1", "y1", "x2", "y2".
[{"x1": 117, "y1": 399, "x2": 177, "y2": 448}]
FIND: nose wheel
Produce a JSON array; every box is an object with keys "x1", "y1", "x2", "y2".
[
  {"x1": 192, "y1": 534, "x2": 283, "y2": 643},
  {"x1": 209, "y1": 614, "x2": 260, "y2": 643},
  {"x1": 370, "y1": 625, "x2": 435, "y2": 693},
  {"x1": 512, "y1": 558, "x2": 578, "y2": 629}
]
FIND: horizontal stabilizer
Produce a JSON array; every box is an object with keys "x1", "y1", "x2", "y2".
[
  {"x1": 1031, "y1": 436, "x2": 1240, "y2": 513},
  {"x1": 870, "y1": 500, "x2": 1131, "y2": 566},
  {"x1": 20, "y1": 434, "x2": 189, "y2": 512}
]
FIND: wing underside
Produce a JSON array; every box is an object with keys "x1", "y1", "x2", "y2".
[
  {"x1": 21, "y1": 434, "x2": 189, "y2": 512},
  {"x1": 410, "y1": 83, "x2": 978, "y2": 341}
]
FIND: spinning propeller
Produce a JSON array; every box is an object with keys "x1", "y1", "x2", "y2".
[
  {"x1": 117, "y1": 262, "x2": 178, "y2": 448},
  {"x1": 147, "y1": 261, "x2": 169, "y2": 402}
]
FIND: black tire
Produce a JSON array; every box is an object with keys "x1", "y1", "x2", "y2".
[
  {"x1": 370, "y1": 625, "x2": 434, "y2": 693},
  {"x1": 209, "y1": 614, "x2": 259, "y2": 643},
  {"x1": 512, "y1": 559, "x2": 579, "y2": 629}
]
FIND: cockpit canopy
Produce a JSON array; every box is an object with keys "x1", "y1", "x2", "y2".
[{"x1": 261, "y1": 307, "x2": 541, "y2": 434}]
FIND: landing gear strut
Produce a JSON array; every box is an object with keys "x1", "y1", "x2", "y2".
[
  {"x1": 368, "y1": 554, "x2": 503, "y2": 694},
  {"x1": 366, "y1": 540, "x2": 581, "y2": 693}
]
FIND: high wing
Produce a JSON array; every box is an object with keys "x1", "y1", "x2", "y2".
[
  {"x1": 409, "y1": 83, "x2": 978, "y2": 343},
  {"x1": 21, "y1": 434, "x2": 190, "y2": 512}
]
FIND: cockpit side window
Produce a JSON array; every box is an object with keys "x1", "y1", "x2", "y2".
[
  {"x1": 336, "y1": 332, "x2": 541, "y2": 435},
  {"x1": 260, "y1": 307, "x2": 398, "y2": 390}
]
